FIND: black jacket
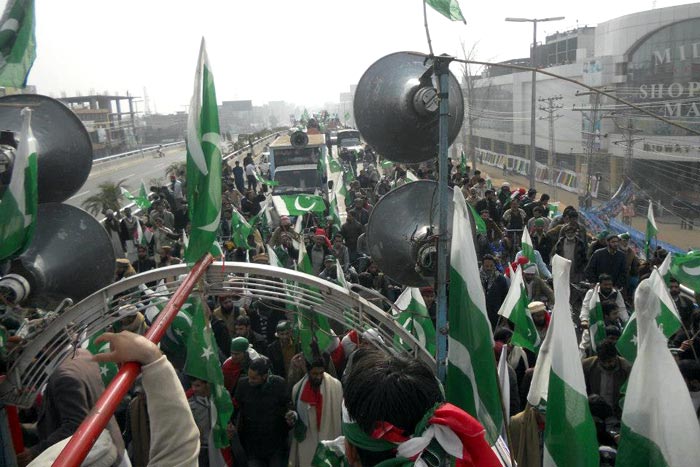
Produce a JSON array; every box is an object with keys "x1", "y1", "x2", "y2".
[
  {"x1": 233, "y1": 375, "x2": 291, "y2": 456},
  {"x1": 482, "y1": 273, "x2": 509, "y2": 329},
  {"x1": 585, "y1": 248, "x2": 627, "y2": 288}
]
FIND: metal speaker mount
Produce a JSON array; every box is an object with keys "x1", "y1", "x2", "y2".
[
  {"x1": 366, "y1": 180, "x2": 453, "y2": 287},
  {"x1": 0, "y1": 203, "x2": 115, "y2": 308},
  {"x1": 354, "y1": 52, "x2": 464, "y2": 164},
  {"x1": 0, "y1": 94, "x2": 93, "y2": 203}
]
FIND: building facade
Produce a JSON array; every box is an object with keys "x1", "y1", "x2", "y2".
[{"x1": 468, "y1": 3, "x2": 700, "y2": 206}]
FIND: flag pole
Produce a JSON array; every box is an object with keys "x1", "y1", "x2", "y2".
[{"x1": 54, "y1": 253, "x2": 215, "y2": 467}]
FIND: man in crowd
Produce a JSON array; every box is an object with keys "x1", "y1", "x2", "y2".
[
  {"x1": 340, "y1": 211, "x2": 365, "y2": 261},
  {"x1": 289, "y1": 355, "x2": 343, "y2": 466},
  {"x1": 585, "y1": 233, "x2": 627, "y2": 289},
  {"x1": 582, "y1": 339, "x2": 631, "y2": 418},
  {"x1": 480, "y1": 254, "x2": 509, "y2": 328},
  {"x1": 523, "y1": 263, "x2": 554, "y2": 305},
  {"x1": 131, "y1": 244, "x2": 156, "y2": 273},
  {"x1": 267, "y1": 320, "x2": 299, "y2": 378},
  {"x1": 553, "y1": 223, "x2": 588, "y2": 284},
  {"x1": 232, "y1": 357, "x2": 295, "y2": 467}
]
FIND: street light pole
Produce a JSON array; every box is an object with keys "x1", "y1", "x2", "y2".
[{"x1": 505, "y1": 16, "x2": 564, "y2": 190}]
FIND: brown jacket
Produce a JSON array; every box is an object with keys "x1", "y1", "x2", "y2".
[
  {"x1": 509, "y1": 405, "x2": 542, "y2": 467},
  {"x1": 31, "y1": 350, "x2": 125, "y2": 465},
  {"x1": 582, "y1": 356, "x2": 632, "y2": 417}
]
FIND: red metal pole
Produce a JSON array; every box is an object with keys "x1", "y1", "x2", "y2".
[{"x1": 53, "y1": 253, "x2": 214, "y2": 466}]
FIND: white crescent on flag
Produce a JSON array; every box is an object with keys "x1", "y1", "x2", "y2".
[{"x1": 294, "y1": 196, "x2": 317, "y2": 212}]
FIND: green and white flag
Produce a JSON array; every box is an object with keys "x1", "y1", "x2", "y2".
[
  {"x1": 447, "y1": 187, "x2": 502, "y2": 443},
  {"x1": 273, "y1": 194, "x2": 326, "y2": 216},
  {"x1": 0, "y1": 107, "x2": 37, "y2": 261},
  {"x1": 658, "y1": 253, "x2": 671, "y2": 283},
  {"x1": 393, "y1": 287, "x2": 436, "y2": 355},
  {"x1": 426, "y1": 0, "x2": 466, "y2": 23},
  {"x1": 135, "y1": 219, "x2": 150, "y2": 246},
  {"x1": 616, "y1": 280, "x2": 700, "y2": 467},
  {"x1": 587, "y1": 284, "x2": 607, "y2": 354},
  {"x1": 669, "y1": 250, "x2": 700, "y2": 293},
  {"x1": 335, "y1": 259, "x2": 349, "y2": 290},
  {"x1": 459, "y1": 150, "x2": 467, "y2": 176},
  {"x1": 185, "y1": 296, "x2": 233, "y2": 449},
  {"x1": 120, "y1": 181, "x2": 151, "y2": 210},
  {"x1": 294, "y1": 240, "x2": 333, "y2": 360},
  {"x1": 617, "y1": 268, "x2": 681, "y2": 362},
  {"x1": 84, "y1": 330, "x2": 118, "y2": 386},
  {"x1": 0, "y1": 0, "x2": 35, "y2": 88},
  {"x1": 645, "y1": 201, "x2": 657, "y2": 259},
  {"x1": 405, "y1": 170, "x2": 419, "y2": 182},
  {"x1": 254, "y1": 169, "x2": 279, "y2": 187},
  {"x1": 185, "y1": 38, "x2": 222, "y2": 265},
  {"x1": 329, "y1": 196, "x2": 342, "y2": 236},
  {"x1": 497, "y1": 266, "x2": 540, "y2": 352},
  {"x1": 468, "y1": 203, "x2": 487, "y2": 235},
  {"x1": 230, "y1": 207, "x2": 252, "y2": 247},
  {"x1": 521, "y1": 227, "x2": 536, "y2": 264},
  {"x1": 542, "y1": 255, "x2": 599, "y2": 467}
]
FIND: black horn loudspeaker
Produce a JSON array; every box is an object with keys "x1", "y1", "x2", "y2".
[
  {"x1": 0, "y1": 94, "x2": 93, "y2": 203},
  {"x1": 353, "y1": 52, "x2": 464, "y2": 164},
  {"x1": 290, "y1": 130, "x2": 309, "y2": 148},
  {"x1": 0, "y1": 203, "x2": 116, "y2": 308},
  {"x1": 366, "y1": 181, "x2": 453, "y2": 287}
]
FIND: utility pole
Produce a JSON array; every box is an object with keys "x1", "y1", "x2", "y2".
[
  {"x1": 538, "y1": 95, "x2": 563, "y2": 198},
  {"x1": 611, "y1": 116, "x2": 644, "y2": 179},
  {"x1": 505, "y1": 16, "x2": 565, "y2": 190},
  {"x1": 572, "y1": 88, "x2": 613, "y2": 206}
]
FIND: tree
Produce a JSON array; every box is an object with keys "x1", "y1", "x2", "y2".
[
  {"x1": 82, "y1": 179, "x2": 128, "y2": 216},
  {"x1": 460, "y1": 42, "x2": 495, "y2": 173}
]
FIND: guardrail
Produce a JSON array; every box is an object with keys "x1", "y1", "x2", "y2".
[
  {"x1": 107, "y1": 131, "x2": 282, "y2": 219},
  {"x1": 92, "y1": 141, "x2": 185, "y2": 165}
]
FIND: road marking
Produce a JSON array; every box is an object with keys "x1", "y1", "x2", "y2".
[{"x1": 68, "y1": 190, "x2": 90, "y2": 200}]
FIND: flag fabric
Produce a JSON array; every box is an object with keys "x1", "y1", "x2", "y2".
[
  {"x1": 645, "y1": 201, "x2": 657, "y2": 259},
  {"x1": 329, "y1": 196, "x2": 342, "y2": 236},
  {"x1": 294, "y1": 240, "x2": 333, "y2": 359},
  {"x1": 542, "y1": 255, "x2": 599, "y2": 467},
  {"x1": 587, "y1": 284, "x2": 607, "y2": 354},
  {"x1": 425, "y1": 0, "x2": 466, "y2": 23},
  {"x1": 0, "y1": 107, "x2": 37, "y2": 261},
  {"x1": 273, "y1": 194, "x2": 326, "y2": 216},
  {"x1": 496, "y1": 267, "x2": 540, "y2": 352},
  {"x1": 312, "y1": 437, "x2": 348, "y2": 467},
  {"x1": 669, "y1": 250, "x2": 700, "y2": 293},
  {"x1": 617, "y1": 269, "x2": 681, "y2": 362},
  {"x1": 230, "y1": 208, "x2": 252, "y2": 247},
  {"x1": 253, "y1": 169, "x2": 279, "y2": 187},
  {"x1": 0, "y1": 0, "x2": 35, "y2": 88},
  {"x1": 120, "y1": 182, "x2": 151, "y2": 210},
  {"x1": 616, "y1": 279, "x2": 700, "y2": 467},
  {"x1": 547, "y1": 203, "x2": 559, "y2": 219},
  {"x1": 84, "y1": 330, "x2": 118, "y2": 386},
  {"x1": 185, "y1": 297, "x2": 233, "y2": 449},
  {"x1": 135, "y1": 219, "x2": 150, "y2": 246},
  {"x1": 467, "y1": 203, "x2": 487, "y2": 235},
  {"x1": 459, "y1": 150, "x2": 467, "y2": 176},
  {"x1": 497, "y1": 346, "x2": 510, "y2": 425},
  {"x1": 521, "y1": 227, "x2": 536, "y2": 264},
  {"x1": 447, "y1": 187, "x2": 503, "y2": 443},
  {"x1": 335, "y1": 259, "x2": 349, "y2": 290},
  {"x1": 658, "y1": 253, "x2": 671, "y2": 284},
  {"x1": 393, "y1": 287, "x2": 436, "y2": 355},
  {"x1": 184, "y1": 38, "x2": 222, "y2": 265}
]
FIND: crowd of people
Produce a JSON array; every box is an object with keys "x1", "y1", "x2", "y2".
[{"x1": 9, "y1": 145, "x2": 700, "y2": 467}]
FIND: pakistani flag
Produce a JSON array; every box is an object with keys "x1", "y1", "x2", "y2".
[
  {"x1": 658, "y1": 253, "x2": 671, "y2": 284},
  {"x1": 329, "y1": 196, "x2": 342, "y2": 236},
  {"x1": 645, "y1": 201, "x2": 657, "y2": 259},
  {"x1": 120, "y1": 181, "x2": 151, "y2": 210},
  {"x1": 426, "y1": 0, "x2": 466, "y2": 23},
  {"x1": 669, "y1": 250, "x2": 700, "y2": 293},
  {"x1": 459, "y1": 149, "x2": 467, "y2": 176},
  {"x1": 617, "y1": 269, "x2": 681, "y2": 363},
  {"x1": 587, "y1": 284, "x2": 607, "y2": 354},
  {"x1": 185, "y1": 297, "x2": 233, "y2": 449},
  {"x1": 521, "y1": 227, "x2": 536, "y2": 264},
  {"x1": 616, "y1": 280, "x2": 700, "y2": 467},
  {"x1": 84, "y1": 330, "x2": 118, "y2": 386},
  {"x1": 542, "y1": 255, "x2": 599, "y2": 467},
  {"x1": 184, "y1": 38, "x2": 222, "y2": 265},
  {"x1": 0, "y1": 0, "x2": 36, "y2": 88},
  {"x1": 230, "y1": 208, "x2": 252, "y2": 247},
  {"x1": 447, "y1": 187, "x2": 502, "y2": 442},
  {"x1": 253, "y1": 169, "x2": 279, "y2": 187},
  {"x1": 273, "y1": 194, "x2": 326, "y2": 216},
  {"x1": 294, "y1": 241, "x2": 333, "y2": 359},
  {"x1": 0, "y1": 107, "x2": 37, "y2": 261},
  {"x1": 467, "y1": 203, "x2": 487, "y2": 235},
  {"x1": 496, "y1": 266, "x2": 540, "y2": 352},
  {"x1": 393, "y1": 287, "x2": 436, "y2": 356}
]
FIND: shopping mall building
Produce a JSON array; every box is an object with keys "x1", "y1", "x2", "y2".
[{"x1": 467, "y1": 3, "x2": 700, "y2": 207}]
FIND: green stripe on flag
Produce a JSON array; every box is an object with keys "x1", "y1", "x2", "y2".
[
  {"x1": 447, "y1": 188, "x2": 503, "y2": 443},
  {"x1": 185, "y1": 39, "x2": 222, "y2": 265},
  {"x1": 521, "y1": 227, "x2": 536, "y2": 264},
  {"x1": 617, "y1": 424, "x2": 670, "y2": 467},
  {"x1": 588, "y1": 285, "x2": 607, "y2": 353},
  {"x1": 468, "y1": 203, "x2": 487, "y2": 235},
  {"x1": 0, "y1": 107, "x2": 37, "y2": 261},
  {"x1": 497, "y1": 267, "x2": 540, "y2": 352},
  {"x1": 645, "y1": 202, "x2": 658, "y2": 259},
  {"x1": 393, "y1": 287, "x2": 436, "y2": 355},
  {"x1": 669, "y1": 250, "x2": 700, "y2": 293},
  {"x1": 425, "y1": 0, "x2": 466, "y2": 23},
  {"x1": 0, "y1": 0, "x2": 36, "y2": 88},
  {"x1": 544, "y1": 372, "x2": 600, "y2": 467}
]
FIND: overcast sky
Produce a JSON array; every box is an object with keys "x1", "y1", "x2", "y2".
[{"x1": 24, "y1": 0, "x2": 698, "y2": 114}]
